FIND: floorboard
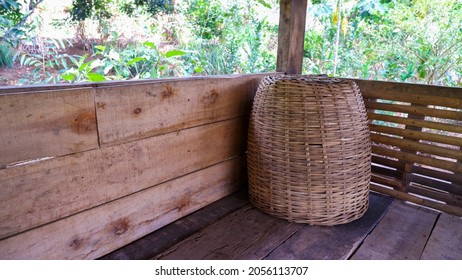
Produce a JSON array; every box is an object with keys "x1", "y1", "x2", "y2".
[
  {"x1": 100, "y1": 191, "x2": 248, "y2": 260},
  {"x1": 421, "y1": 213, "x2": 462, "y2": 260},
  {"x1": 155, "y1": 205, "x2": 303, "y2": 260},
  {"x1": 351, "y1": 201, "x2": 439, "y2": 260},
  {"x1": 265, "y1": 192, "x2": 394, "y2": 260},
  {"x1": 102, "y1": 190, "x2": 462, "y2": 260}
]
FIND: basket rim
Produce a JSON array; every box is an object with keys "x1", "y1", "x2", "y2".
[{"x1": 263, "y1": 74, "x2": 353, "y2": 85}]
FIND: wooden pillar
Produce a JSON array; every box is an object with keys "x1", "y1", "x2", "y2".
[{"x1": 276, "y1": 0, "x2": 308, "y2": 74}]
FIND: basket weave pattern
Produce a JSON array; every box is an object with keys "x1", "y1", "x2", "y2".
[{"x1": 247, "y1": 75, "x2": 371, "y2": 225}]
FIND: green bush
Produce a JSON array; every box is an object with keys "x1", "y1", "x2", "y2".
[
  {"x1": 304, "y1": 0, "x2": 462, "y2": 86},
  {"x1": 0, "y1": 42, "x2": 16, "y2": 67},
  {"x1": 62, "y1": 42, "x2": 187, "y2": 82}
]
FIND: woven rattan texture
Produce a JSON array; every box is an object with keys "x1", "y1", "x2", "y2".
[{"x1": 247, "y1": 75, "x2": 371, "y2": 225}]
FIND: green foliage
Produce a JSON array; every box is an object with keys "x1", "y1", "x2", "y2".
[
  {"x1": 70, "y1": 0, "x2": 174, "y2": 21},
  {"x1": 183, "y1": 0, "x2": 276, "y2": 74},
  {"x1": 6, "y1": 0, "x2": 278, "y2": 84},
  {"x1": 1, "y1": 0, "x2": 46, "y2": 67},
  {"x1": 69, "y1": 0, "x2": 112, "y2": 21},
  {"x1": 62, "y1": 42, "x2": 187, "y2": 82},
  {"x1": 5, "y1": 0, "x2": 459, "y2": 87},
  {"x1": 134, "y1": 0, "x2": 174, "y2": 16},
  {"x1": 353, "y1": 0, "x2": 386, "y2": 19},
  {"x1": 0, "y1": 0, "x2": 23, "y2": 65},
  {"x1": 18, "y1": 38, "x2": 75, "y2": 84},
  {"x1": 0, "y1": 42, "x2": 16, "y2": 66},
  {"x1": 0, "y1": 0, "x2": 43, "y2": 38},
  {"x1": 304, "y1": 0, "x2": 462, "y2": 86},
  {"x1": 186, "y1": 0, "x2": 225, "y2": 40},
  {"x1": 61, "y1": 54, "x2": 103, "y2": 82},
  {"x1": 0, "y1": 0, "x2": 22, "y2": 24}
]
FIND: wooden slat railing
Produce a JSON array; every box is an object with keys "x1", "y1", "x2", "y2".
[{"x1": 355, "y1": 79, "x2": 462, "y2": 216}]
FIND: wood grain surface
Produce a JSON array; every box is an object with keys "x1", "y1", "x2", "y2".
[
  {"x1": 0, "y1": 89, "x2": 98, "y2": 166},
  {"x1": 0, "y1": 158, "x2": 245, "y2": 259}
]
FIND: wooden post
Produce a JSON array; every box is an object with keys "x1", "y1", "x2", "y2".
[{"x1": 276, "y1": 0, "x2": 308, "y2": 74}]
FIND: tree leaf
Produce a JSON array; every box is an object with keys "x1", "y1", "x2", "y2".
[
  {"x1": 94, "y1": 45, "x2": 106, "y2": 52},
  {"x1": 58, "y1": 39, "x2": 66, "y2": 49},
  {"x1": 89, "y1": 59, "x2": 104, "y2": 70},
  {"x1": 165, "y1": 49, "x2": 187, "y2": 58},
  {"x1": 61, "y1": 73, "x2": 75, "y2": 82},
  {"x1": 256, "y1": 0, "x2": 271, "y2": 9},
  {"x1": 20, "y1": 54, "x2": 26, "y2": 65},
  {"x1": 3, "y1": 0, "x2": 20, "y2": 9},
  {"x1": 88, "y1": 73, "x2": 107, "y2": 82},
  {"x1": 79, "y1": 61, "x2": 92, "y2": 72},
  {"x1": 126, "y1": 57, "x2": 147, "y2": 66},
  {"x1": 24, "y1": 57, "x2": 32, "y2": 66},
  {"x1": 79, "y1": 54, "x2": 88, "y2": 66},
  {"x1": 108, "y1": 49, "x2": 120, "y2": 61},
  {"x1": 61, "y1": 58, "x2": 68, "y2": 69},
  {"x1": 143, "y1": 42, "x2": 156, "y2": 49},
  {"x1": 103, "y1": 65, "x2": 113, "y2": 75}
]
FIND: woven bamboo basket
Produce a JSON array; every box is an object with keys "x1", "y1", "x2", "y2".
[{"x1": 247, "y1": 75, "x2": 371, "y2": 226}]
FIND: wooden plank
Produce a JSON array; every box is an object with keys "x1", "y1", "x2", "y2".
[
  {"x1": 370, "y1": 134, "x2": 462, "y2": 161},
  {"x1": 0, "y1": 84, "x2": 93, "y2": 94},
  {"x1": 0, "y1": 89, "x2": 98, "y2": 166},
  {"x1": 95, "y1": 74, "x2": 264, "y2": 146},
  {"x1": 155, "y1": 205, "x2": 303, "y2": 260},
  {"x1": 265, "y1": 193, "x2": 395, "y2": 260},
  {"x1": 368, "y1": 112, "x2": 462, "y2": 134},
  {"x1": 372, "y1": 155, "x2": 402, "y2": 169},
  {"x1": 421, "y1": 213, "x2": 462, "y2": 259},
  {"x1": 371, "y1": 164, "x2": 403, "y2": 179},
  {"x1": 101, "y1": 191, "x2": 249, "y2": 260},
  {"x1": 371, "y1": 174, "x2": 406, "y2": 191},
  {"x1": 0, "y1": 74, "x2": 274, "y2": 94},
  {"x1": 371, "y1": 183, "x2": 462, "y2": 217},
  {"x1": 412, "y1": 165, "x2": 462, "y2": 185},
  {"x1": 365, "y1": 101, "x2": 462, "y2": 121},
  {"x1": 355, "y1": 79, "x2": 462, "y2": 100},
  {"x1": 370, "y1": 123, "x2": 462, "y2": 147},
  {"x1": 0, "y1": 158, "x2": 245, "y2": 259},
  {"x1": 276, "y1": 0, "x2": 308, "y2": 74},
  {"x1": 372, "y1": 171, "x2": 462, "y2": 202},
  {"x1": 0, "y1": 118, "x2": 247, "y2": 239},
  {"x1": 371, "y1": 146, "x2": 462, "y2": 173},
  {"x1": 351, "y1": 200, "x2": 438, "y2": 260},
  {"x1": 407, "y1": 185, "x2": 462, "y2": 207},
  {"x1": 360, "y1": 84, "x2": 462, "y2": 109},
  {"x1": 409, "y1": 174, "x2": 462, "y2": 196}
]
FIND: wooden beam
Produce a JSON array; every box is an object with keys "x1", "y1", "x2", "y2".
[
  {"x1": 0, "y1": 118, "x2": 247, "y2": 239},
  {"x1": 101, "y1": 191, "x2": 249, "y2": 260},
  {"x1": 0, "y1": 89, "x2": 98, "y2": 167},
  {"x1": 0, "y1": 158, "x2": 245, "y2": 259},
  {"x1": 95, "y1": 74, "x2": 265, "y2": 146},
  {"x1": 370, "y1": 184, "x2": 462, "y2": 217},
  {"x1": 276, "y1": 0, "x2": 308, "y2": 74}
]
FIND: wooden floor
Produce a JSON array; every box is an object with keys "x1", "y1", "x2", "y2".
[{"x1": 102, "y1": 191, "x2": 462, "y2": 260}]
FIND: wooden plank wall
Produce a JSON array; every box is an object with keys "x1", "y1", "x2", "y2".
[
  {"x1": 355, "y1": 79, "x2": 462, "y2": 216},
  {"x1": 0, "y1": 74, "x2": 266, "y2": 259}
]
